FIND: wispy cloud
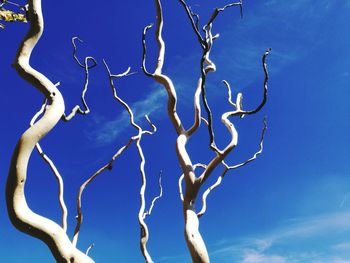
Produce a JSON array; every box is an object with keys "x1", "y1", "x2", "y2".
[
  {"x1": 242, "y1": 251, "x2": 288, "y2": 263},
  {"x1": 209, "y1": 211, "x2": 350, "y2": 263},
  {"x1": 87, "y1": 87, "x2": 166, "y2": 145},
  {"x1": 86, "y1": 0, "x2": 340, "y2": 145}
]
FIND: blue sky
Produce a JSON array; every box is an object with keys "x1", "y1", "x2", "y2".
[{"x1": 1, "y1": 0, "x2": 350, "y2": 262}]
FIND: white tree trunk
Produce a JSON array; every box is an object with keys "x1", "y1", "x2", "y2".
[
  {"x1": 6, "y1": 1, "x2": 94, "y2": 262},
  {"x1": 184, "y1": 202, "x2": 210, "y2": 263}
]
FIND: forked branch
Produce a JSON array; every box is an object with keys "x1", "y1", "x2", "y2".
[
  {"x1": 141, "y1": 0, "x2": 185, "y2": 135},
  {"x1": 144, "y1": 1, "x2": 271, "y2": 262},
  {"x1": 197, "y1": 117, "x2": 267, "y2": 218},
  {"x1": 30, "y1": 100, "x2": 68, "y2": 232},
  {"x1": 104, "y1": 60, "x2": 158, "y2": 263},
  {"x1": 6, "y1": 0, "x2": 94, "y2": 261},
  {"x1": 72, "y1": 136, "x2": 134, "y2": 247},
  {"x1": 198, "y1": 48, "x2": 271, "y2": 186}
]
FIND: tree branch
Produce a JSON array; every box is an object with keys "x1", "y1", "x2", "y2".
[
  {"x1": 180, "y1": 1, "x2": 244, "y2": 153},
  {"x1": 103, "y1": 60, "x2": 158, "y2": 263},
  {"x1": 30, "y1": 100, "x2": 68, "y2": 232},
  {"x1": 178, "y1": 0, "x2": 205, "y2": 47},
  {"x1": 62, "y1": 37, "x2": 97, "y2": 121},
  {"x1": 198, "y1": 49, "x2": 271, "y2": 186},
  {"x1": 7, "y1": 1, "x2": 94, "y2": 261},
  {"x1": 185, "y1": 77, "x2": 203, "y2": 137},
  {"x1": 143, "y1": 0, "x2": 185, "y2": 135},
  {"x1": 237, "y1": 48, "x2": 271, "y2": 116},
  {"x1": 141, "y1": 24, "x2": 154, "y2": 77},
  {"x1": 178, "y1": 163, "x2": 206, "y2": 202},
  {"x1": 85, "y1": 243, "x2": 94, "y2": 256},
  {"x1": 223, "y1": 116, "x2": 266, "y2": 170},
  {"x1": 72, "y1": 137, "x2": 134, "y2": 247},
  {"x1": 0, "y1": 1, "x2": 27, "y2": 29},
  {"x1": 144, "y1": 170, "x2": 163, "y2": 218},
  {"x1": 206, "y1": 1, "x2": 243, "y2": 27},
  {"x1": 197, "y1": 117, "x2": 267, "y2": 218},
  {"x1": 73, "y1": 60, "x2": 139, "y2": 247}
]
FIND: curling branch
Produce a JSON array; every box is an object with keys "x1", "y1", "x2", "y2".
[
  {"x1": 142, "y1": 24, "x2": 154, "y2": 77},
  {"x1": 62, "y1": 37, "x2": 97, "y2": 121},
  {"x1": 198, "y1": 49, "x2": 270, "y2": 185},
  {"x1": 72, "y1": 53, "x2": 149, "y2": 249},
  {"x1": 30, "y1": 100, "x2": 68, "y2": 232},
  {"x1": 197, "y1": 117, "x2": 267, "y2": 218},
  {"x1": 104, "y1": 60, "x2": 158, "y2": 263},
  {"x1": 142, "y1": 0, "x2": 185, "y2": 135},
  {"x1": 6, "y1": 0, "x2": 94, "y2": 261}
]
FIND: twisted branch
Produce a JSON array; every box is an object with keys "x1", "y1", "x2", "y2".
[
  {"x1": 144, "y1": 1, "x2": 270, "y2": 262},
  {"x1": 72, "y1": 60, "x2": 158, "y2": 262},
  {"x1": 142, "y1": 0, "x2": 185, "y2": 136},
  {"x1": 73, "y1": 60, "x2": 147, "y2": 247},
  {"x1": 198, "y1": 49, "x2": 271, "y2": 185},
  {"x1": 104, "y1": 60, "x2": 158, "y2": 263},
  {"x1": 6, "y1": 1, "x2": 94, "y2": 261},
  {"x1": 62, "y1": 37, "x2": 97, "y2": 121},
  {"x1": 197, "y1": 118, "x2": 267, "y2": 218},
  {"x1": 30, "y1": 100, "x2": 68, "y2": 232},
  {"x1": 142, "y1": 24, "x2": 154, "y2": 77},
  {"x1": 0, "y1": 1, "x2": 27, "y2": 29}
]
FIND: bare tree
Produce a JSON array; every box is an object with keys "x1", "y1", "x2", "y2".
[
  {"x1": 142, "y1": 0, "x2": 270, "y2": 262},
  {"x1": 6, "y1": 0, "x2": 94, "y2": 261},
  {"x1": 5, "y1": 0, "x2": 270, "y2": 262},
  {"x1": 6, "y1": 0, "x2": 158, "y2": 262}
]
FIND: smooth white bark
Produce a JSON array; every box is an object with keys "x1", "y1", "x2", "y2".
[
  {"x1": 142, "y1": 1, "x2": 269, "y2": 262},
  {"x1": 6, "y1": 1, "x2": 94, "y2": 262}
]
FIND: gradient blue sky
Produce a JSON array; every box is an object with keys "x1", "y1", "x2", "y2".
[{"x1": 1, "y1": 1, "x2": 350, "y2": 262}]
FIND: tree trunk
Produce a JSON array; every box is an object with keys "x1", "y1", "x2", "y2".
[{"x1": 183, "y1": 202, "x2": 210, "y2": 263}]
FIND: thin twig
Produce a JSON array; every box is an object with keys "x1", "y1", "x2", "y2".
[
  {"x1": 86, "y1": 243, "x2": 94, "y2": 256},
  {"x1": 104, "y1": 60, "x2": 158, "y2": 263},
  {"x1": 222, "y1": 80, "x2": 236, "y2": 108},
  {"x1": 178, "y1": 0, "x2": 205, "y2": 47},
  {"x1": 206, "y1": 1, "x2": 243, "y2": 27},
  {"x1": 72, "y1": 138, "x2": 134, "y2": 247},
  {"x1": 144, "y1": 171, "x2": 163, "y2": 218},
  {"x1": 142, "y1": 24, "x2": 154, "y2": 77},
  {"x1": 198, "y1": 49, "x2": 271, "y2": 185},
  {"x1": 72, "y1": 61, "x2": 141, "y2": 246},
  {"x1": 62, "y1": 37, "x2": 97, "y2": 121}
]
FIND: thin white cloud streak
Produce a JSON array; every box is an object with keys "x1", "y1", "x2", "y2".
[
  {"x1": 209, "y1": 211, "x2": 350, "y2": 263},
  {"x1": 242, "y1": 251, "x2": 288, "y2": 263},
  {"x1": 86, "y1": 0, "x2": 338, "y2": 145},
  {"x1": 87, "y1": 87, "x2": 166, "y2": 145}
]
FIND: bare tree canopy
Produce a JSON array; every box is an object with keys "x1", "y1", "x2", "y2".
[{"x1": 1, "y1": 0, "x2": 349, "y2": 263}]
